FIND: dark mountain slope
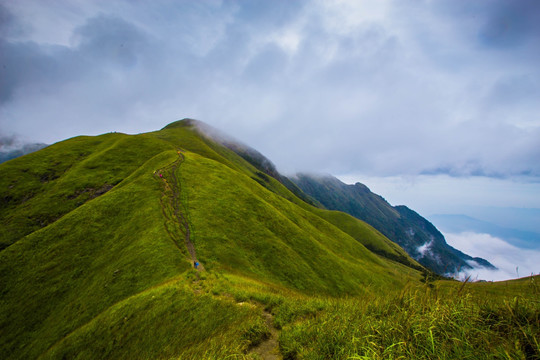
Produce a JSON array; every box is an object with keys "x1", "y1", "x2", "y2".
[{"x1": 292, "y1": 173, "x2": 494, "y2": 275}]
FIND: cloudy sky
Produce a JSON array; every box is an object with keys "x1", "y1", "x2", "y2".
[{"x1": 1, "y1": 1, "x2": 539, "y2": 278}]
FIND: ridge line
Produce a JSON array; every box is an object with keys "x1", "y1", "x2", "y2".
[{"x1": 156, "y1": 149, "x2": 204, "y2": 271}]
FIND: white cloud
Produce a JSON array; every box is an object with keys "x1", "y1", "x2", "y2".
[
  {"x1": 416, "y1": 239, "x2": 433, "y2": 258},
  {"x1": 315, "y1": 0, "x2": 390, "y2": 34},
  {"x1": 444, "y1": 232, "x2": 540, "y2": 281}
]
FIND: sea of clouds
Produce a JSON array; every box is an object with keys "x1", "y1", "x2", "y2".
[{"x1": 445, "y1": 232, "x2": 540, "y2": 281}]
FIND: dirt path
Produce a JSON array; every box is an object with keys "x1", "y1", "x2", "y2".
[
  {"x1": 156, "y1": 150, "x2": 204, "y2": 271},
  {"x1": 250, "y1": 309, "x2": 281, "y2": 360}
]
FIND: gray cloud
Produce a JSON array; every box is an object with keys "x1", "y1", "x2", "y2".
[
  {"x1": 73, "y1": 14, "x2": 149, "y2": 68},
  {"x1": 0, "y1": 3, "x2": 13, "y2": 36},
  {"x1": 0, "y1": 134, "x2": 17, "y2": 149},
  {"x1": 0, "y1": 3, "x2": 27, "y2": 38},
  {"x1": 477, "y1": 0, "x2": 540, "y2": 49},
  {"x1": 0, "y1": 0, "x2": 539, "y2": 181},
  {"x1": 414, "y1": 0, "x2": 540, "y2": 52}
]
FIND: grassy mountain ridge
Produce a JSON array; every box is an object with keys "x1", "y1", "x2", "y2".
[
  {"x1": 1, "y1": 119, "x2": 422, "y2": 358},
  {"x1": 1, "y1": 119, "x2": 537, "y2": 359},
  {"x1": 0, "y1": 133, "x2": 175, "y2": 250},
  {"x1": 180, "y1": 120, "x2": 421, "y2": 271},
  {"x1": 180, "y1": 151, "x2": 421, "y2": 294}
]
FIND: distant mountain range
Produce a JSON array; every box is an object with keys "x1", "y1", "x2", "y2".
[{"x1": 291, "y1": 174, "x2": 495, "y2": 275}]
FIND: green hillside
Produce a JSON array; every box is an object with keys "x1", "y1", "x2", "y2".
[{"x1": 1, "y1": 119, "x2": 538, "y2": 359}]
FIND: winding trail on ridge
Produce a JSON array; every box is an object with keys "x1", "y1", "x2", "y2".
[
  {"x1": 156, "y1": 150, "x2": 204, "y2": 271},
  {"x1": 157, "y1": 150, "x2": 281, "y2": 358}
]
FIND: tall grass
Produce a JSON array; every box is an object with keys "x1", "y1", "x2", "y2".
[
  {"x1": 278, "y1": 280, "x2": 540, "y2": 360},
  {"x1": 171, "y1": 273, "x2": 540, "y2": 360}
]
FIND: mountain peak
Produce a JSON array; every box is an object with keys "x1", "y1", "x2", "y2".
[{"x1": 161, "y1": 118, "x2": 201, "y2": 130}]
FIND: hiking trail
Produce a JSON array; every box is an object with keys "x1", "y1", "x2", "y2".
[
  {"x1": 156, "y1": 150, "x2": 204, "y2": 272},
  {"x1": 249, "y1": 309, "x2": 281, "y2": 360},
  {"x1": 157, "y1": 150, "x2": 282, "y2": 358}
]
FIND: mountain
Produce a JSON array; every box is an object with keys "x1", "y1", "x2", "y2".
[
  {"x1": 2, "y1": 119, "x2": 536, "y2": 359},
  {"x1": 429, "y1": 214, "x2": 540, "y2": 249},
  {"x1": 184, "y1": 120, "x2": 321, "y2": 208},
  {"x1": 0, "y1": 119, "x2": 423, "y2": 358},
  {"x1": 291, "y1": 174, "x2": 495, "y2": 275}
]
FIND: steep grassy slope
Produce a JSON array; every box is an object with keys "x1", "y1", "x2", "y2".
[
  {"x1": 309, "y1": 208, "x2": 423, "y2": 271},
  {"x1": 0, "y1": 119, "x2": 423, "y2": 359},
  {"x1": 1, "y1": 148, "x2": 190, "y2": 358},
  {"x1": 177, "y1": 120, "x2": 421, "y2": 272},
  {"x1": 180, "y1": 152, "x2": 418, "y2": 294},
  {"x1": 0, "y1": 133, "x2": 174, "y2": 250},
  {"x1": 292, "y1": 173, "x2": 494, "y2": 275}
]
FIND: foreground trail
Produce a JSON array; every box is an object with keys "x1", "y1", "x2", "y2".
[
  {"x1": 157, "y1": 150, "x2": 204, "y2": 271},
  {"x1": 250, "y1": 309, "x2": 281, "y2": 360}
]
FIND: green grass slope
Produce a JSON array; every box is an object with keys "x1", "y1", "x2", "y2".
[
  {"x1": 39, "y1": 278, "x2": 266, "y2": 360},
  {"x1": 0, "y1": 120, "x2": 423, "y2": 359},
  {"x1": 278, "y1": 276, "x2": 540, "y2": 359},
  {"x1": 180, "y1": 152, "x2": 417, "y2": 294},
  {"x1": 310, "y1": 208, "x2": 424, "y2": 271},
  {"x1": 168, "y1": 120, "x2": 420, "y2": 271},
  {"x1": 1, "y1": 149, "x2": 189, "y2": 358},
  {"x1": 0, "y1": 133, "x2": 174, "y2": 250}
]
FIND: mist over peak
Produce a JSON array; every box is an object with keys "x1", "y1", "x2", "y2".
[{"x1": 0, "y1": 135, "x2": 47, "y2": 163}]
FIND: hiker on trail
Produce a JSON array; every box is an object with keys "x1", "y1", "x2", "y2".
[
  {"x1": 159, "y1": 173, "x2": 163, "y2": 178},
  {"x1": 194, "y1": 261, "x2": 199, "y2": 269}
]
